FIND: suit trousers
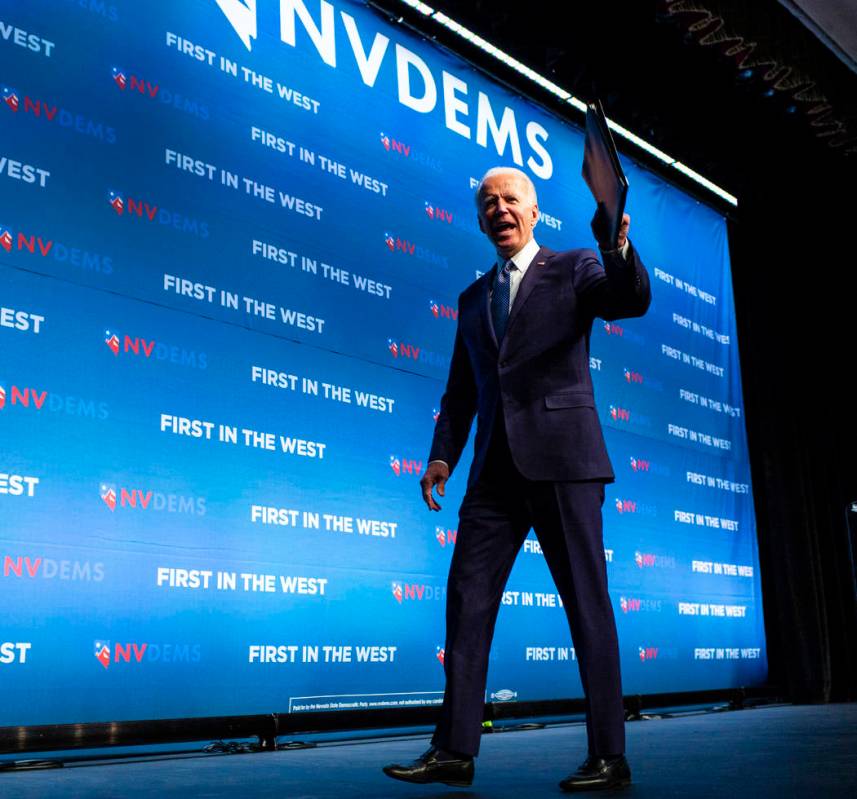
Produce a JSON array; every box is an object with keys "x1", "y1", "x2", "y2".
[{"x1": 431, "y1": 415, "x2": 625, "y2": 757}]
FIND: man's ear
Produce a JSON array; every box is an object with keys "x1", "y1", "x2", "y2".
[
  {"x1": 477, "y1": 213, "x2": 485, "y2": 233},
  {"x1": 531, "y1": 203, "x2": 539, "y2": 228}
]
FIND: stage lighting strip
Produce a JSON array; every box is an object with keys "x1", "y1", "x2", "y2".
[{"x1": 397, "y1": 0, "x2": 738, "y2": 207}]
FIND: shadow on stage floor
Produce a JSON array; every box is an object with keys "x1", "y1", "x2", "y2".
[{"x1": 1, "y1": 703, "x2": 855, "y2": 798}]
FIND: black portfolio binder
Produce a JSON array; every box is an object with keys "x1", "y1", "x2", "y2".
[{"x1": 582, "y1": 99, "x2": 628, "y2": 247}]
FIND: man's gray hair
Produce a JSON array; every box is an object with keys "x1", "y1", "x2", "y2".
[{"x1": 474, "y1": 167, "x2": 538, "y2": 206}]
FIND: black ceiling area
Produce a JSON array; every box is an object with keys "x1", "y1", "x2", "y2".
[
  {"x1": 371, "y1": 0, "x2": 857, "y2": 703},
  {"x1": 373, "y1": 0, "x2": 857, "y2": 198}
]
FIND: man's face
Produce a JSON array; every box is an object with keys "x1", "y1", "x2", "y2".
[{"x1": 476, "y1": 172, "x2": 538, "y2": 258}]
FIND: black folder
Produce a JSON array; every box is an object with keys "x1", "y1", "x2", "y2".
[{"x1": 582, "y1": 99, "x2": 628, "y2": 248}]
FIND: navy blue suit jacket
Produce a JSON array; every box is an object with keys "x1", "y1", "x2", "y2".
[{"x1": 429, "y1": 242, "x2": 651, "y2": 487}]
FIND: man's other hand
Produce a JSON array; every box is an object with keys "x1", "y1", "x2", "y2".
[{"x1": 420, "y1": 461, "x2": 449, "y2": 511}]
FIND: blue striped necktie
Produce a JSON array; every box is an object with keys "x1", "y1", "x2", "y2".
[{"x1": 491, "y1": 260, "x2": 513, "y2": 342}]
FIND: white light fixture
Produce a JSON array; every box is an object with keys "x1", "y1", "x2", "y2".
[{"x1": 396, "y1": 0, "x2": 738, "y2": 206}]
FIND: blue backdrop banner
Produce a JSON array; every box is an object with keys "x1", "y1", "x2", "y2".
[{"x1": 0, "y1": 0, "x2": 765, "y2": 725}]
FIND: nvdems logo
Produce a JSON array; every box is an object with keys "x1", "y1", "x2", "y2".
[
  {"x1": 0, "y1": 384, "x2": 47, "y2": 411},
  {"x1": 107, "y1": 189, "x2": 209, "y2": 237},
  {"x1": 0, "y1": 224, "x2": 114, "y2": 275},
  {"x1": 111, "y1": 66, "x2": 157, "y2": 96},
  {"x1": 93, "y1": 639, "x2": 201, "y2": 668},
  {"x1": 429, "y1": 300, "x2": 457, "y2": 320},
  {"x1": 424, "y1": 202, "x2": 453, "y2": 223},
  {"x1": 614, "y1": 498, "x2": 657, "y2": 517},
  {"x1": 386, "y1": 339, "x2": 449, "y2": 369},
  {"x1": 436, "y1": 646, "x2": 445, "y2": 665},
  {"x1": 103, "y1": 328, "x2": 208, "y2": 369},
  {"x1": 111, "y1": 66, "x2": 209, "y2": 120},
  {"x1": 610, "y1": 405, "x2": 630, "y2": 422},
  {"x1": 634, "y1": 551, "x2": 677, "y2": 569},
  {"x1": 379, "y1": 131, "x2": 441, "y2": 171},
  {"x1": 107, "y1": 190, "x2": 155, "y2": 219},
  {"x1": 98, "y1": 483, "x2": 206, "y2": 515},
  {"x1": 392, "y1": 582, "x2": 445, "y2": 602},
  {"x1": 380, "y1": 131, "x2": 409, "y2": 156},
  {"x1": 620, "y1": 597, "x2": 663, "y2": 614},
  {"x1": 629, "y1": 456, "x2": 670, "y2": 478},
  {"x1": 384, "y1": 231, "x2": 414, "y2": 255},
  {"x1": 389, "y1": 455, "x2": 422, "y2": 476},
  {"x1": 2, "y1": 85, "x2": 116, "y2": 143},
  {"x1": 614, "y1": 498, "x2": 637, "y2": 514},
  {"x1": 436, "y1": 527, "x2": 457, "y2": 547},
  {"x1": 387, "y1": 339, "x2": 421, "y2": 360}
]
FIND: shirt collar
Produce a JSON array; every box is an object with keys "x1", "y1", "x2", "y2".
[{"x1": 497, "y1": 237, "x2": 540, "y2": 275}]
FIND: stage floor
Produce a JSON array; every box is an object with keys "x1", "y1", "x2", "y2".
[{"x1": 2, "y1": 703, "x2": 855, "y2": 797}]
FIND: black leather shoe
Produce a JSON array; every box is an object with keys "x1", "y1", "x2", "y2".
[
  {"x1": 382, "y1": 747, "x2": 474, "y2": 786},
  {"x1": 559, "y1": 755, "x2": 631, "y2": 792}
]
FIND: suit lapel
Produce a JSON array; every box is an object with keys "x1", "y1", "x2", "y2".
[{"x1": 505, "y1": 247, "x2": 552, "y2": 339}]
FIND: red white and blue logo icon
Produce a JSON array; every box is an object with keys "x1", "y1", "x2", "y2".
[
  {"x1": 111, "y1": 67, "x2": 127, "y2": 90},
  {"x1": 0, "y1": 385, "x2": 6, "y2": 410},
  {"x1": 100, "y1": 483, "x2": 117, "y2": 512},
  {"x1": 2, "y1": 87, "x2": 19, "y2": 112},
  {"x1": 384, "y1": 232, "x2": 394, "y2": 251},
  {"x1": 104, "y1": 329, "x2": 120, "y2": 356},
  {"x1": 429, "y1": 300, "x2": 439, "y2": 317},
  {"x1": 380, "y1": 131, "x2": 390, "y2": 151},
  {"x1": 432, "y1": 408, "x2": 440, "y2": 423},
  {"x1": 0, "y1": 225, "x2": 13, "y2": 252},
  {"x1": 108, "y1": 190, "x2": 124, "y2": 215},
  {"x1": 94, "y1": 640, "x2": 111, "y2": 669},
  {"x1": 389, "y1": 455, "x2": 401, "y2": 476},
  {"x1": 387, "y1": 339, "x2": 398, "y2": 358},
  {"x1": 391, "y1": 581, "x2": 403, "y2": 603},
  {"x1": 436, "y1": 646, "x2": 445, "y2": 665},
  {"x1": 425, "y1": 202, "x2": 435, "y2": 219}
]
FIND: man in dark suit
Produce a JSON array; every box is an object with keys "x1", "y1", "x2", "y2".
[{"x1": 383, "y1": 166, "x2": 651, "y2": 792}]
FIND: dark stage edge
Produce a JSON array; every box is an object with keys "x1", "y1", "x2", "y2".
[{"x1": 1, "y1": 704, "x2": 855, "y2": 797}]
